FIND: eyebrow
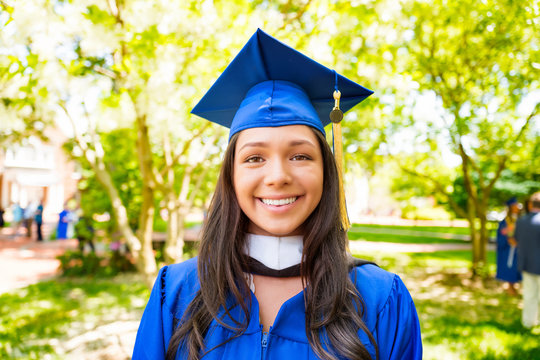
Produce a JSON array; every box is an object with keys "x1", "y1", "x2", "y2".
[{"x1": 238, "y1": 139, "x2": 317, "y2": 152}]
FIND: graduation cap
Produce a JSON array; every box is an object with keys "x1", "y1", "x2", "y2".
[
  {"x1": 191, "y1": 28, "x2": 373, "y2": 139},
  {"x1": 506, "y1": 197, "x2": 518, "y2": 206},
  {"x1": 191, "y1": 28, "x2": 373, "y2": 230}
]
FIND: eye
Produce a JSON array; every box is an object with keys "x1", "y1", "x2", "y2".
[
  {"x1": 291, "y1": 154, "x2": 311, "y2": 161},
  {"x1": 245, "y1": 155, "x2": 264, "y2": 163}
]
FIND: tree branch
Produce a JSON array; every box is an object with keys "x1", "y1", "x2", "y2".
[
  {"x1": 458, "y1": 142, "x2": 478, "y2": 204},
  {"x1": 400, "y1": 165, "x2": 468, "y2": 219},
  {"x1": 186, "y1": 130, "x2": 222, "y2": 208},
  {"x1": 159, "y1": 122, "x2": 212, "y2": 178},
  {"x1": 513, "y1": 101, "x2": 539, "y2": 144},
  {"x1": 58, "y1": 101, "x2": 90, "y2": 154},
  {"x1": 93, "y1": 64, "x2": 117, "y2": 79}
]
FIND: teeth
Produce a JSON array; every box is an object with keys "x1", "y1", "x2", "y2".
[{"x1": 261, "y1": 197, "x2": 297, "y2": 206}]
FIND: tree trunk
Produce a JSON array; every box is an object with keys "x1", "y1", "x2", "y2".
[
  {"x1": 93, "y1": 161, "x2": 141, "y2": 256},
  {"x1": 478, "y1": 214, "x2": 489, "y2": 270},
  {"x1": 164, "y1": 214, "x2": 186, "y2": 264},
  {"x1": 136, "y1": 181, "x2": 157, "y2": 286},
  {"x1": 467, "y1": 195, "x2": 482, "y2": 276},
  {"x1": 164, "y1": 199, "x2": 186, "y2": 264},
  {"x1": 135, "y1": 112, "x2": 158, "y2": 286},
  {"x1": 469, "y1": 198, "x2": 489, "y2": 277}
]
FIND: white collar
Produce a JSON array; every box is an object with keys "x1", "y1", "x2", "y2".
[{"x1": 245, "y1": 233, "x2": 303, "y2": 270}]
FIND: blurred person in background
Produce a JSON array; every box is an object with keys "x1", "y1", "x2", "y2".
[
  {"x1": 74, "y1": 213, "x2": 96, "y2": 253},
  {"x1": 0, "y1": 206, "x2": 5, "y2": 228},
  {"x1": 515, "y1": 192, "x2": 540, "y2": 329},
  {"x1": 23, "y1": 202, "x2": 37, "y2": 238},
  {"x1": 57, "y1": 204, "x2": 70, "y2": 240},
  {"x1": 496, "y1": 197, "x2": 521, "y2": 295},
  {"x1": 34, "y1": 201, "x2": 44, "y2": 241},
  {"x1": 11, "y1": 202, "x2": 23, "y2": 238},
  {"x1": 523, "y1": 196, "x2": 533, "y2": 214}
]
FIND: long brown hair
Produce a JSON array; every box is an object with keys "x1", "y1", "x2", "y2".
[{"x1": 166, "y1": 128, "x2": 378, "y2": 360}]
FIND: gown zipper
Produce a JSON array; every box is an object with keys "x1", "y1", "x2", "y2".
[{"x1": 261, "y1": 327, "x2": 269, "y2": 359}]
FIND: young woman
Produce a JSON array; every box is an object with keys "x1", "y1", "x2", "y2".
[
  {"x1": 133, "y1": 29, "x2": 422, "y2": 360},
  {"x1": 495, "y1": 198, "x2": 522, "y2": 295}
]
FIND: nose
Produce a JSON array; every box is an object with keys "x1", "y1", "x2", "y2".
[{"x1": 263, "y1": 157, "x2": 292, "y2": 187}]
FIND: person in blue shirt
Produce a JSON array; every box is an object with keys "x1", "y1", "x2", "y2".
[
  {"x1": 34, "y1": 201, "x2": 44, "y2": 241},
  {"x1": 11, "y1": 202, "x2": 23, "y2": 237},
  {"x1": 57, "y1": 205, "x2": 70, "y2": 240},
  {"x1": 133, "y1": 29, "x2": 422, "y2": 360}
]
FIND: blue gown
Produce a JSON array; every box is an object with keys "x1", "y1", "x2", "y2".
[
  {"x1": 132, "y1": 257, "x2": 422, "y2": 360},
  {"x1": 496, "y1": 219, "x2": 521, "y2": 283}
]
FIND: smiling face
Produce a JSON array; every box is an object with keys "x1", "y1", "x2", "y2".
[{"x1": 233, "y1": 125, "x2": 324, "y2": 237}]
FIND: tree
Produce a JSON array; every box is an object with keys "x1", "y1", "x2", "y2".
[
  {"x1": 54, "y1": 0, "x2": 231, "y2": 284},
  {"x1": 389, "y1": 0, "x2": 539, "y2": 274},
  {"x1": 1, "y1": 0, "x2": 322, "y2": 285}
]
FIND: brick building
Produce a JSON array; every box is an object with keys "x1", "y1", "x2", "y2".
[{"x1": 0, "y1": 128, "x2": 78, "y2": 222}]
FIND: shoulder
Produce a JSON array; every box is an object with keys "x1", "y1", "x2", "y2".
[
  {"x1": 350, "y1": 264, "x2": 414, "y2": 329},
  {"x1": 350, "y1": 264, "x2": 397, "y2": 309},
  {"x1": 160, "y1": 257, "x2": 200, "y2": 318},
  {"x1": 352, "y1": 264, "x2": 423, "y2": 358},
  {"x1": 517, "y1": 214, "x2": 537, "y2": 228}
]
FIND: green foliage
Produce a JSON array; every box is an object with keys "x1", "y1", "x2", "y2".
[
  {"x1": 399, "y1": 0, "x2": 538, "y2": 175},
  {"x1": 401, "y1": 204, "x2": 453, "y2": 221},
  {"x1": 64, "y1": 127, "x2": 142, "y2": 232},
  {"x1": 84, "y1": 5, "x2": 117, "y2": 28},
  {"x1": 57, "y1": 250, "x2": 135, "y2": 277}
]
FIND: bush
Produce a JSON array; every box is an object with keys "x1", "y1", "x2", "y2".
[{"x1": 57, "y1": 250, "x2": 135, "y2": 277}]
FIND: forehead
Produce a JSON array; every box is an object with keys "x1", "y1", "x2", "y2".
[{"x1": 235, "y1": 125, "x2": 320, "y2": 149}]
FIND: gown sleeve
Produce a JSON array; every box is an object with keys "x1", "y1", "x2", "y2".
[
  {"x1": 132, "y1": 265, "x2": 174, "y2": 360},
  {"x1": 375, "y1": 274, "x2": 422, "y2": 360}
]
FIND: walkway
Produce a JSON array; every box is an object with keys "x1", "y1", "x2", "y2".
[
  {"x1": 348, "y1": 240, "x2": 495, "y2": 253},
  {"x1": 0, "y1": 224, "x2": 491, "y2": 294},
  {"x1": 0, "y1": 226, "x2": 77, "y2": 294}
]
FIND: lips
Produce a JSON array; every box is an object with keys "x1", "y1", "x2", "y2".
[{"x1": 260, "y1": 196, "x2": 298, "y2": 206}]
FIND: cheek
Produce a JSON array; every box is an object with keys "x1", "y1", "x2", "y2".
[
  {"x1": 314, "y1": 174, "x2": 324, "y2": 203},
  {"x1": 306, "y1": 165, "x2": 324, "y2": 203},
  {"x1": 232, "y1": 165, "x2": 243, "y2": 197},
  {"x1": 233, "y1": 164, "x2": 252, "y2": 205}
]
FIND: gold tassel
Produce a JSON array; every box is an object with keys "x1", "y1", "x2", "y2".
[{"x1": 330, "y1": 90, "x2": 351, "y2": 231}]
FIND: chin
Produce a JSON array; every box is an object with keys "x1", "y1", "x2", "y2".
[{"x1": 254, "y1": 224, "x2": 304, "y2": 237}]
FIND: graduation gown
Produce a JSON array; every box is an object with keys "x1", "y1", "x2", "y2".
[
  {"x1": 132, "y1": 257, "x2": 422, "y2": 360},
  {"x1": 496, "y1": 218, "x2": 521, "y2": 283}
]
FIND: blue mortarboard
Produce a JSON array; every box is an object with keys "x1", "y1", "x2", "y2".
[
  {"x1": 191, "y1": 29, "x2": 373, "y2": 139},
  {"x1": 506, "y1": 197, "x2": 518, "y2": 206}
]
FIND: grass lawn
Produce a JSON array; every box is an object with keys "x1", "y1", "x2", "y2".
[
  {"x1": 2, "y1": 251, "x2": 539, "y2": 359},
  {"x1": 348, "y1": 231, "x2": 470, "y2": 244},
  {"x1": 352, "y1": 250, "x2": 540, "y2": 360},
  {"x1": 351, "y1": 223, "x2": 472, "y2": 235},
  {"x1": 348, "y1": 223, "x2": 500, "y2": 244},
  {"x1": 0, "y1": 274, "x2": 149, "y2": 359}
]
